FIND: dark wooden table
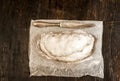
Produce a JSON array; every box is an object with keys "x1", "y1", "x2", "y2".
[{"x1": 0, "y1": 0, "x2": 120, "y2": 81}]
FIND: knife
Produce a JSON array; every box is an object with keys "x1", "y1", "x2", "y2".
[{"x1": 32, "y1": 21, "x2": 95, "y2": 28}]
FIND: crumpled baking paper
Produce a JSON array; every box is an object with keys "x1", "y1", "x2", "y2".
[{"x1": 29, "y1": 20, "x2": 104, "y2": 78}]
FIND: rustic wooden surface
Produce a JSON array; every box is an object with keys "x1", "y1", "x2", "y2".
[{"x1": 0, "y1": 0, "x2": 120, "y2": 81}]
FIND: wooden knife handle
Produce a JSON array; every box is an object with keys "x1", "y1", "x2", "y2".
[{"x1": 32, "y1": 21, "x2": 60, "y2": 27}]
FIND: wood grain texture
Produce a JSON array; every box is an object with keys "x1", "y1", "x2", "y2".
[{"x1": 0, "y1": 0, "x2": 120, "y2": 81}]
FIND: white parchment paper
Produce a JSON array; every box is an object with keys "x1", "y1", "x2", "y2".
[{"x1": 29, "y1": 20, "x2": 104, "y2": 78}]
